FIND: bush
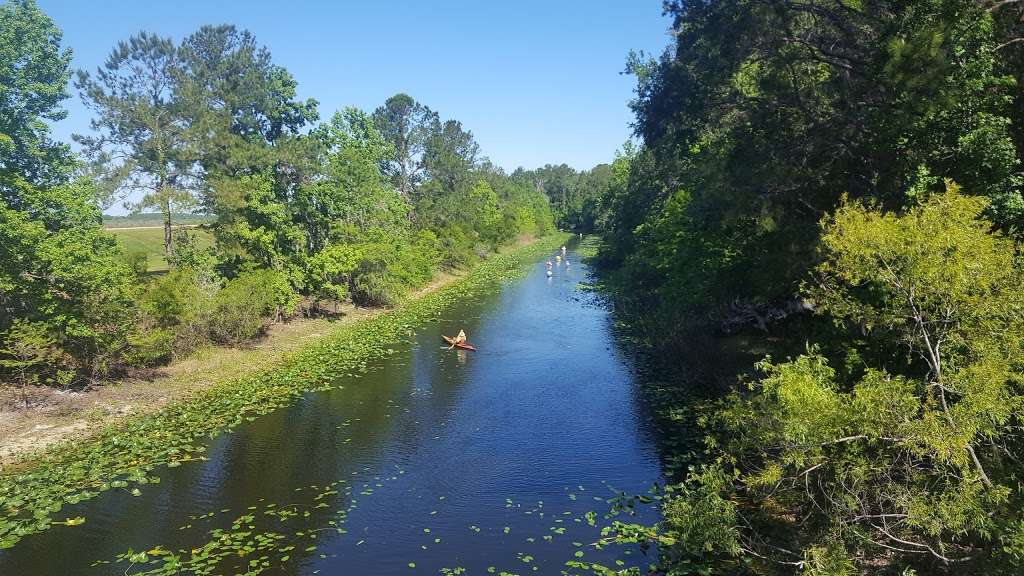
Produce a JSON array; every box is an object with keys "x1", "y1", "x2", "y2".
[
  {"x1": 121, "y1": 248, "x2": 149, "y2": 276},
  {"x1": 138, "y1": 269, "x2": 217, "y2": 357},
  {"x1": 432, "y1": 225, "x2": 476, "y2": 269},
  {"x1": 123, "y1": 328, "x2": 175, "y2": 368},
  {"x1": 345, "y1": 235, "x2": 438, "y2": 307},
  {"x1": 349, "y1": 251, "x2": 406, "y2": 307},
  {"x1": 207, "y1": 269, "x2": 298, "y2": 344},
  {"x1": 142, "y1": 269, "x2": 210, "y2": 328},
  {"x1": 166, "y1": 229, "x2": 216, "y2": 272}
]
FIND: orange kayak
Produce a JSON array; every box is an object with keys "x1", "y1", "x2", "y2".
[{"x1": 442, "y1": 335, "x2": 477, "y2": 351}]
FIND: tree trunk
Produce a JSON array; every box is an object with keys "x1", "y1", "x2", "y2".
[{"x1": 163, "y1": 197, "x2": 173, "y2": 260}]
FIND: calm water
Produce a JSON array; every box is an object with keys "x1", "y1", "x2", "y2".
[{"x1": 0, "y1": 243, "x2": 663, "y2": 575}]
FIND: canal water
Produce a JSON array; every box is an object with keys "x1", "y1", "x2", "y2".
[{"x1": 0, "y1": 243, "x2": 663, "y2": 575}]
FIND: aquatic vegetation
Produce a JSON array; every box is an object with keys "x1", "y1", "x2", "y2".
[
  {"x1": 0, "y1": 234, "x2": 570, "y2": 550},
  {"x1": 107, "y1": 476, "x2": 658, "y2": 576}
]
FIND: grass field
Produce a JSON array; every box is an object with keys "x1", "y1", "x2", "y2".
[
  {"x1": 103, "y1": 212, "x2": 212, "y2": 228},
  {"x1": 107, "y1": 226, "x2": 215, "y2": 272}
]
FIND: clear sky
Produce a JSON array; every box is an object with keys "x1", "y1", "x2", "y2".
[{"x1": 37, "y1": 0, "x2": 671, "y2": 175}]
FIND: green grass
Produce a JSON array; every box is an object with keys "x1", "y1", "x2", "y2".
[
  {"x1": 103, "y1": 213, "x2": 212, "y2": 228},
  {"x1": 107, "y1": 227, "x2": 215, "y2": 272}
]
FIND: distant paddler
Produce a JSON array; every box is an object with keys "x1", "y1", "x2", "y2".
[
  {"x1": 442, "y1": 329, "x2": 476, "y2": 351},
  {"x1": 450, "y1": 329, "x2": 467, "y2": 349}
]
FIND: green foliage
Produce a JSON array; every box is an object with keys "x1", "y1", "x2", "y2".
[
  {"x1": 120, "y1": 247, "x2": 149, "y2": 277},
  {"x1": 594, "y1": 6, "x2": 1024, "y2": 572},
  {"x1": 0, "y1": 234, "x2": 568, "y2": 550},
  {"x1": 137, "y1": 268, "x2": 215, "y2": 358},
  {"x1": 347, "y1": 236, "x2": 437, "y2": 307},
  {"x1": 209, "y1": 172, "x2": 305, "y2": 286},
  {"x1": 1, "y1": 179, "x2": 139, "y2": 383},
  {"x1": 165, "y1": 228, "x2": 216, "y2": 272},
  {"x1": 176, "y1": 25, "x2": 318, "y2": 181},
  {"x1": 371, "y1": 93, "x2": 437, "y2": 199},
  {"x1": 302, "y1": 107, "x2": 408, "y2": 251},
  {"x1": 0, "y1": 3, "x2": 140, "y2": 385},
  {"x1": 601, "y1": 0, "x2": 1024, "y2": 334},
  {"x1": 0, "y1": 0, "x2": 74, "y2": 195},
  {"x1": 208, "y1": 269, "x2": 298, "y2": 345},
  {"x1": 74, "y1": 31, "x2": 196, "y2": 258},
  {"x1": 433, "y1": 225, "x2": 477, "y2": 269},
  {"x1": 650, "y1": 190, "x2": 1024, "y2": 573},
  {"x1": 141, "y1": 269, "x2": 212, "y2": 330},
  {"x1": 0, "y1": 320, "x2": 58, "y2": 390},
  {"x1": 512, "y1": 162, "x2": 611, "y2": 232},
  {"x1": 123, "y1": 328, "x2": 175, "y2": 368}
]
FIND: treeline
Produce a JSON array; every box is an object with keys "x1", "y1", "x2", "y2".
[
  {"x1": 510, "y1": 162, "x2": 617, "y2": 232},
  {"x1": 578, "y1": 1, "x2": 1024, "y2": 575},
  {"x1": 0, "y1": 1, "x2": 554, "y2": 392}
]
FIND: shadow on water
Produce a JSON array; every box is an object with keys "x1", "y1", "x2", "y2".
[{"x1": 0, "y1": 241, "x2": 663, "y2": 575}]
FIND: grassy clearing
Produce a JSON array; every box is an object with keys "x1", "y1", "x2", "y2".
[
  {"x1": 106, "y1": 227, "x2": 214, "y2": 272},
  {"x1": 102, "y1": 213, "x2": 212, "y2": 228},
  {"x1": 0, "y1": 233, "x2": 570, "y2": 550}
]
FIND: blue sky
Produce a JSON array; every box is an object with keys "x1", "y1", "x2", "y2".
[{"x1": 38, "y1": 0, "x2": 671, "y2": 175}]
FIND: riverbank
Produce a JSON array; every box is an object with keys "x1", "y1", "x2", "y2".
[
  {"x1": 0, "y1": 233, "x2": 569, "y2": 550},
  {"x1": 0, "y1": 271, "x2": 459, "y2": 468}
]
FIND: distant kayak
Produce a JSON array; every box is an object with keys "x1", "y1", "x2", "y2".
[{"x1": 442, "y1": 335, "x2": 477, "y2": 351}]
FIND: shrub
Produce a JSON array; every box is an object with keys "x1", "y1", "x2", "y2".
[
  {"x1": 142, "y1": 269, "x2": 210, "y2": 328},
  {"x1": 0, "y1": 320, "x2": 57, "y2": 389},
  {"x1": 139, "y1": 269, "x2": 217, "y2": 357},
  {"x1": 121, "y1": 248, "x2": 149, "y2": 276},
  {"x1": 349, "y1": 251, "x2": 406, "y2": 307},
  {"x1": 166, "y1": 229, "x2": 215, "y2": 272},
  {"x1": 123, "y1": 328, "x2": 175, "y2": 368},
  {"x1": 207, "y1": 269, "x2": 298, "y2": 344},
  {"x1": 432, "y1": 225, "x2": 475, "y2": 269}
]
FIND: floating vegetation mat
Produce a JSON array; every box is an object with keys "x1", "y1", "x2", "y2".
[{"x1": 98, "y1": 473, "x2": 660, "y2": 575}]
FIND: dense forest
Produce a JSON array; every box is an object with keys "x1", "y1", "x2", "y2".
[
  {"x1": 0, "y1": 0, "x2": 566, "y2": 391},
  {"x1": 572, "y1": 1, "x2": 1024, "y2": 574}
]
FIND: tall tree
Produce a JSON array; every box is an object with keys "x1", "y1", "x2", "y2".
[
  {"x1": 176, "y1": 24, "x2": 319, "y2": 182},
  {"x1": 300, "y1": 107, "x2": 407, "y2": 254},
  {"x1": 1, "y1": 1, "x2": 136, "y2": 385},
  {"x1": 606, "y1": 0, "x2": 1023, "y2": 326},
  {"x1": 0, "y1": 0, "x2": 74, "y2": 200},
  {"x1": 371, "y1": 93, "x2": 438, "y2": 200},
  {"x1": 422, "y1": 119, "x2": 480, "y2": 194},
  {"x1": 75, "y1": 32, "x2": 195, "y2": 258},
  {"x1": 175, "y1": 25, "x2": 318, "y2": 274}
]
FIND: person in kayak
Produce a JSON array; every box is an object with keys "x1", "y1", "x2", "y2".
[{"x1": 449, "y1": 329, "x2": 467, "y2": 348}]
